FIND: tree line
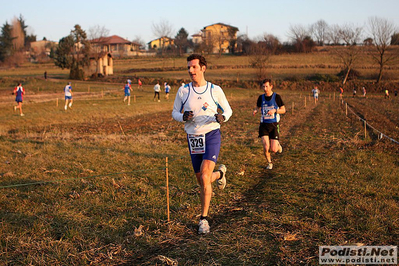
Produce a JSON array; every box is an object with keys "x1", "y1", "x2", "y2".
[{"x1": 1, "y1": 16, "x2": 398, "y2": 83}]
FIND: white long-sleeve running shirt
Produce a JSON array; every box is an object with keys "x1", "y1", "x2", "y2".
[{"x1": 172, "y1": 82, "x2": 232, "y2": 135}]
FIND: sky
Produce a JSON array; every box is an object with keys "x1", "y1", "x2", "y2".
[{"x1": 1, "y1": 0, "x2": 398, "y2": 45}]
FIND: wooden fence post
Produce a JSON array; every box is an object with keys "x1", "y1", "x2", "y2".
[{"x1": 166, "y1": 157, "x2": 170, "y2": 223}]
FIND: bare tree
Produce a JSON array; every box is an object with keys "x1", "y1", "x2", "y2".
[
  {"x1": 326, "y1": 24, "x2": 341, "y2": 45},
  {"x1": 152, "y1": 19, "x2": 174, "y2": 38},
  {"x1": 332, "y1": 24, "x2": 363, "y2": 84},
  {"x1": 88, "y1": 25, "x2": 109, "y2": 55},
  {"x1": 311, "y1": 19, "x2": 329, "y2": 46},
  {"x1": 11, "y1": 17, "x2": 24, "y2": 51},
  {"x1": 228, "y1": 27, "x2": 239, "y2": 54},
  {"x1": 249, "y1": 41, "x2": 271, "y2": 81},
  {"x1": 214, "y1": 30, "x2": 228, "y2": 57},
  {"x1": 367, "y1": 16, "x2": 398, "y2": 83},
  {"x1": 288, "y1": 24, "x2": 313, "y2": 52},
  {"x1": 132, "y1": 36, "x2": 145, "y2": 49},
  {"x1": 288, "y1": 24, "x2": 308, "y2": 43},
  {"x1": 262, "y1": 33, "x2": 281, "y2": 54},
  {"x1": 7, "y1": 17, "x2": 26, "y2": 66},
  {"x1": 88, "y1": 25, "x2": 109, "y2": 41},
  {"x1": 151, "y1": 19, "x2": 174, "y2": 54},
  {"x1": 87, "y1": 25, "x2": 109, "y2": 75}
]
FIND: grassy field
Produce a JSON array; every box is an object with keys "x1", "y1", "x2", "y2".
[
  {"x1": 2, "y1": 48, "x2": 399, "y2": 85},
  {"x1": 0, "y1": 66, "x2": 398, "y2": 266},
  {"x1": 1, "y1": 53, "x2": 399, "y2": 265}
]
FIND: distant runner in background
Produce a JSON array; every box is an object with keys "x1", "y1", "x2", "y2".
[
  {"x1": 164, "y1": 82, "x2": 171, "y2": 100},
  {"x1": 153, "y1": 81, "x2": 161, "y2": 102},
  {"x1": 13, "y1": 83, "x2": 25, "y2": 116},
  {"x1": 362, "y1": 86, "x2": 366, "y2": 98},
  {"x1": 312, "y1": 85, "x2": 320, "y2": 104},
  {"x1": 64, "y1": 82, "x2": 73, "y2": 111},
  {"x1": 385, "y1": 89, "x2": 390, "y2": 99},
  {"x1": 253, "y1": 78, "x2": 286, "y2": 170},
  {"x1": 123, "y1": 80, "x2": 132, "y2": 105},
  {"x1": 138, "y1": 78, "x2": 143, "y2": 90}
]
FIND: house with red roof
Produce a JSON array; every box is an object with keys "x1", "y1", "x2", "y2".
[{"x1": 90, "y1": 35, "x2": 141, "y2": 57}]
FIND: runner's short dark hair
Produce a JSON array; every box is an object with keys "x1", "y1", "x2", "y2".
[
  {"x1": 187, "y1": 54, "x2": 207, "y2": 68},
  {"x1": 261, "y1": 78, "x2": 272, "y2": 86}
]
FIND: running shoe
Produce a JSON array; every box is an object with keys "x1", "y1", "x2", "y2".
[
  {"x1": 14, "y1": 106, "x2": 17, "y2": 112},
  {"x1": 217, "y1": 164, "x2": 227, "y2": 190},
  {"x1": 198, "y1": 219, "x2": 210, "y2": 234},
  {"x1": 266, "y1": 163, "x2": 273, "y2": 170},
  {"x1": 20, "y1": 113, "x2": 25, "y2": 117},
  {"x1": 278, "y1": 144, "x2": 283, "y2": 154}
]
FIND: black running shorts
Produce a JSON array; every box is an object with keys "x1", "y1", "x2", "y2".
[{"x1": 258, "y1": 122, "x2": 280, "y2": 140}]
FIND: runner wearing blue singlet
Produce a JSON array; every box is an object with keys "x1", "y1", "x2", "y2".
[
  {"x1": 172, "y1": 54, "x2": 233, "y2": 234},
  {"x1": 164, "y1": 82, "x2": 170, "y2": 100},
  {"x1": 13, "y1": 83, "x2": 25, "y2": 116},
  {"x1": 253, "y1": 78, "x2": 286, "y2": 170},
  {"x1": 123, "y1": 80, "x2": 131, "y2": 105}
]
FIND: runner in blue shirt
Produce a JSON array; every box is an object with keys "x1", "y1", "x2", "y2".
[
  {"x1": 164, "y1": 82, "x2": 170, "y2": 100},
  {"x1": 253, "y1": 78, "x2": 286, "y2": 170},
  {"x1": 13, "y1": 83, "x2": 25, "y2": 116},
  {"x1": 123, "y1": 80, "x2": 131, "y2": 105}
]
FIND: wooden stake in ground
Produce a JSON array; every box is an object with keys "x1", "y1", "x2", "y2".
[
  {"x1": 166, "y1": 157, "x2": 170, "y2": 222},
  {"x1": 345, "y1": 103, "x2": 348, "y2": 116},
  {"x1": 56, "y1": 98, "x2": 58, "y2": 107},
  {"x1": 364, "y1": 120, "x2": 367, "y2": 139},
  {"x1": 134, "y1": 95, "x2": 136, "y2": 103},
  {"x1": 292, "y1": 102, "x2": 294, "y2": 114},
  {"x1": 117, "y1": 121, "x2": 126, "y2": 136}
]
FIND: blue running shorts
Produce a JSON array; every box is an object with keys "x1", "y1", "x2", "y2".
[{"x1": 187, "y1": 129, "x2": 221, "y2": 173}]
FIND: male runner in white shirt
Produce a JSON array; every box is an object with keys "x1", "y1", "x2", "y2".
[{"x1": 172, "y1": 54, "x2": 233, "y2": 234}]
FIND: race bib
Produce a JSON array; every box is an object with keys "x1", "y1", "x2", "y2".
[
  {"x1": 188, "y1": 134, "x2": 205, "y2": 154},
  {"x1": 262, "y1": 106, "x2": 275, "y2": 120}
]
